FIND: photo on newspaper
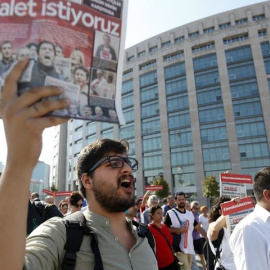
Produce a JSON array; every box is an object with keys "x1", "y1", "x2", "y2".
[{"x1": 0, "y1": 0, "x2": 127, "y2": 124}]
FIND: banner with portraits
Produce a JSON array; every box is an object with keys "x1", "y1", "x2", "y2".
[{"x1": 0, "y1": 0, "x2": 127, "y2": 124}]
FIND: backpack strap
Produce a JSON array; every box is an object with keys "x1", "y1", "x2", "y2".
[
  {"x1": 131, "y1": 219, "x2": 156, "y2": 256},
  {"x1": 63, "y1": 211, "x2": 104, "y2": 270},
  {"x1": 214, "y1": 228, "x2": 224, "y2": 264}
]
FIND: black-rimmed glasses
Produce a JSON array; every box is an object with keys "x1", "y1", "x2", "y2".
[{"x1": 89, "y1": 155, "x2": 138, "y2": 172}]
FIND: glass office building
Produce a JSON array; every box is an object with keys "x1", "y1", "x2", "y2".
[{"x1": 52, "y1": 1, "x2": 270, "y2": 203}]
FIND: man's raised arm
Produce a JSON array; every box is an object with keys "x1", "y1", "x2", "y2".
[{"x1": 0, "y1": 59, "x2": 69, "y2": 269}]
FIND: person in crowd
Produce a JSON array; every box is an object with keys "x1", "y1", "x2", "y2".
[
  {"x1": 45, "y1": 195, "x2": 54, "y2": 204},
  {"x1": 31, "y1": 192, "x2": 40, "y2": 202},
  {"x1": 26, "y1": 43, "x2": 38, "y2": 60},
  {"x1": 58, "y1": 200, "x2": 69, "y2": 215},
  {"x1": 17, "y1": 47, "x2": 30, "y2": 62},
  {"x1": 140, "y1": 190, "x2": 151, "y2": 214},
  {"x1": 163, "y1": 195, "x2": 175, "y2": 217},
  {"x1": 67, "y1": 102, "x2": 80, "y2": 118},
  {"x1": 135, "y1": 198, "x2": 143, "y2": 222},
  {"x1": 55, "y1": 45, "x2": 64, "y2": 58},
  {"x1": 149, "y1": 205, "x2": 177, "y2": 270},
  {"x1": 125, "y1": 203, "x2": 139, "y2": 222},
  {"x1": 20, "y1": 40, "x2": 64, "y2": 89},
  {"x1": 164, "y1": 192, "x2": 207, "y2": 270},
  {"x1": 66, "y1": 191, "x2": 84, "y2": 215},
  {"x1": 95, "y1": 34, "x2": 117, "y2": 61},
  {"x1": 73, "y1": 66, "x2": 90, "y2": 116},
  {"x1": 230, "y1": 167, "x2": 270, "y2": 269},
  {"x1": 108, "y1": 109, "x2": 118, "y2": 122},
  {"x1": 70, "y1": 48, "x2": 85, "y2": 77},
  {"x1": 142, "y1": 195, "x2": 159, "y2": 225},
  {"x1": 199, "y1": 205, "x2": 209, "y2": 243},
  {"x1": 0, "y1": 41, "x2": 14, "y2": 75},
  {"x1": 90, "y1": 69, "x2": 107, "y2": 96},
  {"x1": 185, "y1": 201, "x2": 191, "y2": 211},
  {"x1": 191, "y1": 201, "x2": 206, "y2": 270},
  {"x1": 208, "y1": 197, "x2": 237, "y2": 270},
  {"x1": 82, "y1": 105, "x2": 93, "y2": 119},
  {"x1": 92, "y1": 106, "x2": 108, "y2": 121},
  {"x1": 161, "y1": 197, "x2": 167, "y2": 212},
  {"x1": 0, "y1": 60, "x2": 157, "y2": 269}
]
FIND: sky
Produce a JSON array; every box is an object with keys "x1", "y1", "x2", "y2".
[{"x1": 0, "y1": 0, "x2": 266, "y2": 166}]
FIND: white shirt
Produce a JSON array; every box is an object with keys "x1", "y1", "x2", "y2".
[
  {"x1": 229, "y1": 204, "x2": 270, "y2": 270},
  {"x1": 207, "y1": 227, "x2": 236, "y2": 270},
  {"x1": 167, "y1": 209, "x2": 195, "y2": 255},
  {"x1": 199, "y1": 214, "x2": 208, "y2": 237}
]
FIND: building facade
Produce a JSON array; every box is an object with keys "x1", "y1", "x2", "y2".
[{"x1": 52, "y1": 1, "x2": 270, "y2": 203}]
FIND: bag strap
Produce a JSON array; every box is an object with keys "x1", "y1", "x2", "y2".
[
  {"x1": 131, "y1": 219, "x2": 156, "y2": 256},
  {"x1": 172, "y1": 209, "x2": 182, "y2": 226},
  {"x1": 63, "y1": 211, "x2": 104, "y2": 270},
  {"x1": 150, "y1": 223, "x2": 174, "y2": 255},
  {"x1": 214, "y1": 228, "x2": 224, "y2": 263}
]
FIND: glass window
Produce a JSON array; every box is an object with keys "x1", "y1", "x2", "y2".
[
  {"x1": 149, "y1": 46, "x2": 158, "y2": 53},
  {"x1": 228, "y1": 64, "x2": 255, "y2": 81},
  {"x1": 203, "y1": 27, "x2": 215, "y2": 34},
  {"x1": 141, "y1": 85, "x2": 158, "y2": 103},
  {"x1": 201, "y1": 126, "x2": 227, "y2": 143},
  {"x1": 171, "y1": 151, "x2": 194, "y2": 166},
  {"x1": 164, "y1": 51, "x2": 184, "y2": 62},
  {"x1": 100, "y1": 122, "x2": 113, "y2": 131},
  {"x1": 195, "y1": 70, "x2": 219, "y2": 88},
  {"x1": 225, "y1": 46, "x2": 252, "y2": 63},
  {"x1": 168, "y1": 112, "x2": 190, "y2": 129},
  {"x1": 141, "y1": 102, "x2": 159, "y2": 118},
  {"x1": 122, "y1": 93, "x2": 134, "y2": 109},
  {"x1": 230, "y1": 80, "x2": 258, "y2": 98},
  {"x1": 123, "y1": 109, "x2": 134, "y2": 123},
  {"x1": 122, "y1": 79, "x2": 133, "y2": 94},
  {"x1": 260, "y1": 41, "x2": 270, "y2": 57},
  {"x1": 203, "y1": 147, "x2": 230, "y2": 162},
  {"x1": 119, "y1": 125, "x2": 135, "y2": 139},
  {"x1": 127, "y1": 55, "x2": 134, "y2": 61},
  {"x1": 167, "y1": 95, "x2": 189, "y2": 111},
  {"x1": 164, "y1": 62, "x2": 186, "y2": 79},
  {"x1": 258, "y1": 29, "x2": 267, "y2": 37},
  {"x1": 170, "y1": 131, "x2": 192, "y2": 147},
  {"x1": 264, "y1": 59, "x2": 270, "y2": 74},
  {"x1": 189, "y1": 31, "x2": 199, "y2": 38},
  {"x1": 192, "y1": 42, "x2": 215, "y2": 53},
  {"x1": 143, "y1": 154, "x2": 163, "y2": 169},
  {"x1": 236, "y1": 122, "x2": 266, "y2": 138},
  {"x1": 74, "y1": 139, "x2": 83, "y2": 155},
  {"x1": 197, "y1": 88, "x2": 222, "y2": 105},
  {"x1": 127, "y1": 140, "x2": 136, "y2": 155},
  {"x1": 239, "y1": 143, "x2": 269, "y2": 159},
  {"x1": 142, "y1": 118, "x2": 160, "y2": 135},
  {"x1": 87, "y1": 135, "x2": 96, "y2": 145},
  {"x1": 235, "y1": 18, "x2": 248, "y2": 25},
  {"x1": 142, "y1": 136, "x2": 162, "y2": 152},
  {"x1": 123, "y1": 69, "x2": 133, "y2": 78},
  {"x1": 166, "y1": 77, "x2": 187, "y2": 95},
  {"x1": 162, "y1": 41, "x2": 171, "y2": 48},
  {"x1": 139, "y1": 61, "x2": 156, "y2": 71},
  {"x1": 253, "y1": 14, "x2": 265, "y2": 21},
  {"x1": 233, "y1": 101, "x2": 262, "y2": 118},
  {"x1": 223, "y1": 34, "x2": 248, "y2": 44},
  {"x1": 175, "y1": 36, "x2": 185, "y2": 43},
  {"x1": 199, "y1": 107, "x2": 225, "y2": 123},
  {"x1": 138, "y1": 50, "x2": 146, "y2": 57},
  {"x1": 74, "y1": 127, "x2": 83, "y2": 141},
  {"x1": 140, "y1": 71, "x2": 157, "y2": 87},
  {"x1": 193, "y1": 54, "x2": 217, "y2": 71},
  {"x1": 219, "y1": 22, "x2": 231, "y2": 29},
  {"x1": 101, "y1": 129, "x2": 113, "y2": 139},
  {"x1": 86, "y1": 122, "x2": 96, "y2": 135}
]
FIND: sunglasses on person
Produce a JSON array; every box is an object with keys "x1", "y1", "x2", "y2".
[
  {"x1": 75, "y1": 204, "x2": 83, "y2": 208},
  {"x1": 89, "y1": 155, "x2": 139, "y2": 172}
]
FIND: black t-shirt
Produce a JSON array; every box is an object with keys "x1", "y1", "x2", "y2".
[{"x1": 164, "y1": 208, "x2": 198, "y2": 228}]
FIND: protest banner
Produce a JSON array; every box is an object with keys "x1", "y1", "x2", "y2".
[
  {"x1": 145, "y1": 185, "x2": 164, "y2": 191},
  {"x1": 221, "y1": 196, "x2": 255, "y2": 236},
  {"x1": 220, "y1": 172, "x2": 253, "y2": 198},
  {"x1": 0, "y1": 0, "x2": 128, "y2": 124},
  {"x1": 42, "y1": 189, "x2": 73, "y2": 197}
]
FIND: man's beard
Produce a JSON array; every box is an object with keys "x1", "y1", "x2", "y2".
[
  {"x1": 178, "y1": 202, "x2": 186, "y2": 208},
  {"x1": 92, "y1": 176, "x2": 135, "y2": 213}
]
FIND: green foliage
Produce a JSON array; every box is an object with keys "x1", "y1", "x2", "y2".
[
  {"x1": 50, "y1": 182, "x2": 58, "y2": 192},
  {"x1": 153, "y1": 175, "x2": 169, "y2": 198},
  {"x1": 202, "y1": 176, "x2": 219, "y2": 198}
]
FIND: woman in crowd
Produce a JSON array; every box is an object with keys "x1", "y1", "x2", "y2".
[
  {"x1": 148, "y1": 205, "x2": 177, "y2": 270},
  {"x1": 58, "y1": 200, "x2": 68, "y2": 215},
  {"x1": 73, "y1": 66, "x2": 90, "y2": 116},
  {"x1": 199, "y1": 205, "x2": 209, "y2": 244},
  {"x1": 66, "y1": 192, "x2": 84, "y2": 215},
  {"x1": 208, "y1": 197, "x2": 237, "y2": 270},
  {"x1": 70, "y1": 48, "x2": 85, "y2": 79}
]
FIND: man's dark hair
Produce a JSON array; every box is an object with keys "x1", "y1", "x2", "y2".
[
  {"x1": 77, "y1": 139, "x2": 129, "y2": 198},
  {"x1": 253, "y1": 167, "x2": 270, "y2": 202},
  {"x1": 174, "y1": 191, "x2": 186, "y2": 200},
  {"x1": 69, "y1": 192, "x2": 84, "y2": 206},
  {"x1": 149, "y1": 205, "x2": 162, "y2": 220},
  {"x1": 0, "y1": 41, "x2": 12, "y2": 50},
  {"x1": 31, "y1": 192, "x2": 39, "y2": 199},
  {"x1": 26, "y1": 42, "x2": 37, "y2": 49},
  {"x1": 74, "y1": 66, "x2": 89, "y2": 80},
  {"x1": 209, "y1": 196, "x2": 231, "y2": 223},
  {"x1": 37, "y1": 40, "x2": 56, "y2": 55}
]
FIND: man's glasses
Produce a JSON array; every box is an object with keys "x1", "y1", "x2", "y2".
[
  {"x1": 75, "y1": 204, "x2": 83, "y2": 208},
  {"x1": 89, "y1": 155, "x2": 138, "y2": 172}
]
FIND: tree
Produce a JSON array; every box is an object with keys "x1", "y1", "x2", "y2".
[
  {"x1": 50, "y1": 182, "x2": 58, "y2": 192},
  {"x1": 202, "y1": 176, "x2": 219, "y2": 207},
  {"x1": 153, "y1": 175, "x2": 169, "y2": 198}
]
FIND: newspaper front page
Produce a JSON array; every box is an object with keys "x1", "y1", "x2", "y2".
[{"x1": 0, "y1": 0, "x2": 127, "y2": 124}]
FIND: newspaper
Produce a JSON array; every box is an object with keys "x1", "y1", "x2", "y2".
[{"x1": 0, "y1": 0, "x2": 127, "y2": 124}]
